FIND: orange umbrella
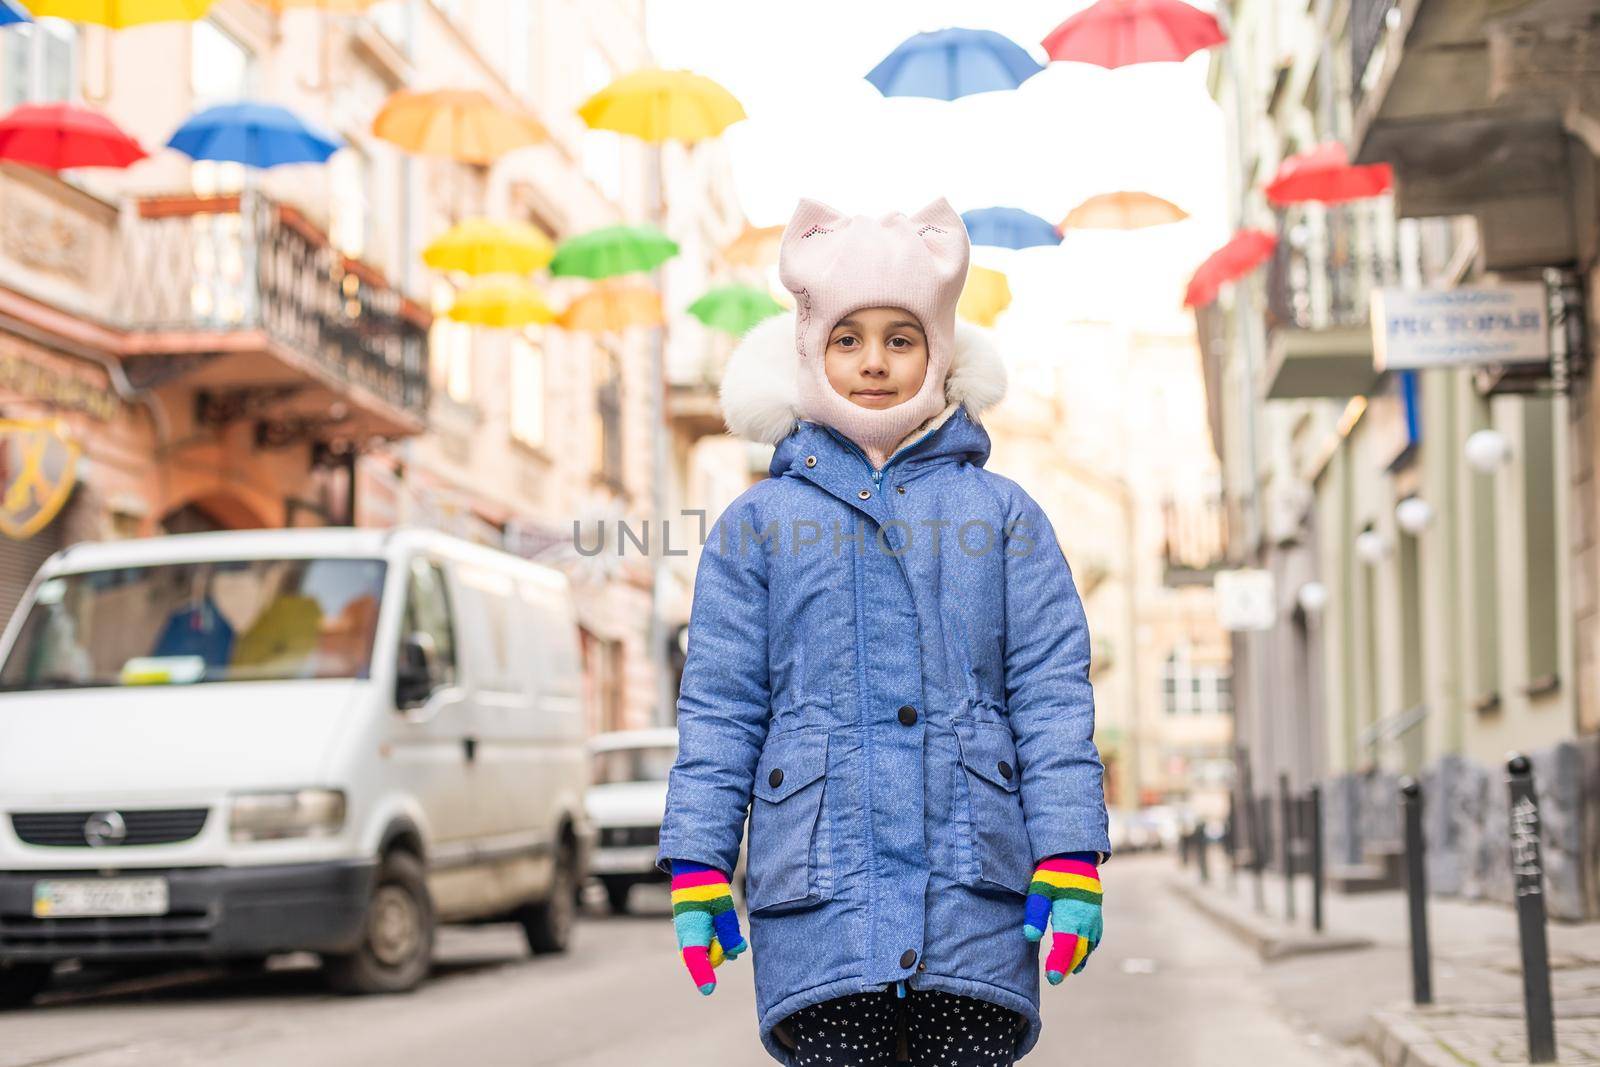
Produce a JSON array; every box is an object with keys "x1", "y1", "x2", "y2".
[
  {"x1": 720, "y1": 223, "x2": 785, "y2": 268},
  {"x1": 372, "y1": 89, "x2": 547, "y2": 164},
  {"x1": 558, "y1": 284, "x2": 663, "y2": 333},
  {"x1": 1060, "y1": 191, "x2": 1188, "y2": 231}
]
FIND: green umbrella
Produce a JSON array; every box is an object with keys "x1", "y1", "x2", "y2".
[
  {"x1": 686, "y1": 284, "x2": 787, "y2": 336},
  {"x1": 549, "y1": 224, "x2": 680, "y2": 279}
]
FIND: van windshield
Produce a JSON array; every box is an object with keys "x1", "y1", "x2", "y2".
[
  {"x1": 0, "y1": 558, "x2": 387, "y2": 691},
  {"x1": 592, "y1": 745, "x2": 677, "y2": 785}
]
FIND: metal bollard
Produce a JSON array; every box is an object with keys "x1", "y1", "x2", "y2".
[
  {"x1": 1225, "y1": 792, "x2": 1238, "y2": 890},
  {"x1": 1196, "y1": 824, "x2": 1210, "y2": 884},
  {"x1": 1309, "y1": 784, "x2": 1325, "y2": 933},
  {"x1": 1279, "y1": 773, "x2": 1295, "y2": 921},
  {"x1": 1399, "y1": 777, "x2": 1432, "y2": 1006},
  {"x1": 1507, "y1": 753, "x2": 1557, "y2": 1063}
]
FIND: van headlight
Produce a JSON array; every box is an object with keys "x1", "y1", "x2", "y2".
[{"x1": 229, "y1": 789, "x2": 346, "y2": 842}]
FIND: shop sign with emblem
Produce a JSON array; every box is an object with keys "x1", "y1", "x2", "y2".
[{"x1": 0, "y1": 419, "x2": 79, "y2": 540}]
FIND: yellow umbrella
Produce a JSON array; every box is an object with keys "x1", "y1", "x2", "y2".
[
  {"x1": 578, "y1": 68, "x2": 746, "y2": 144},
  {"x1": 447, "y1": 278, "x2": 557, "y2": 328},
  {"x1": 373, "y1": 89, "x2": 548, "y2": 164},
  {"x1": 720, "y1": 223, "x2": 785, "y2": 269},
  {"x1": 1060, "y1": 191, "x2": 1189, "y2": 231},
  {"x1": 25, "y1": 0, "x2": 214, "y2": 24},
  {"x1": 957, "y1": 265, "x2": 1011, "y2": 327},
  {"x1": 424, "y1": 219, "x2": 555, "y2": 276},
  {"x1": 558, "y1": 284, "x2": 663, "y2": 333}
]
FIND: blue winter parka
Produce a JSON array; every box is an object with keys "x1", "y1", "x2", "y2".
[{"x1": 655, "y1": 313, "x2": 1112, "y2": 1064}]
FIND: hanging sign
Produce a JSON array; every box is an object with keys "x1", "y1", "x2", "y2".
[
  {"x1": 1372, "y1": 284, "x2": 1549, "y2": 370},
  {"x1": 1214, "y1": 568, "x2": 1276, "y2": 632},
  {"x1": 0, "y1": 419, "x2": 79, "y2": 540}
]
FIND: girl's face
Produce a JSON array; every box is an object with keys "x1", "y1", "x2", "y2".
[{"x1": 824, "y1": 306, "x2": 928, "y2": 410}]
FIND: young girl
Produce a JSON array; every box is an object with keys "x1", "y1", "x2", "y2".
[{"x1": 655, "y1": 197, "x2": 1110, "y2": 1066}]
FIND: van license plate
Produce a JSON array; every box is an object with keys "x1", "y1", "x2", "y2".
[{"x1": 33, "y1": 878, "x2": 169, "y2": 918}]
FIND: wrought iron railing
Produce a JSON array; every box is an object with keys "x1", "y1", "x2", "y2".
[
  {"x1": 1266, "y1": 200, "x2": 1403, "y2": 333},
  {"x1": 115, "y1": 192, "x2": 430, "y2": 420},
  {"x1": 1350, "y1": 0, "x2": 1399, "y2": 104},
  {"x1": 1162, "y1": 495, "x2": 1229, "y2": 584}
]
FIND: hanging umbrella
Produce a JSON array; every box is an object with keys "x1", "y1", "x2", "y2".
[
  {"x1": 423, "y1": 219, "x2": 556, "y2": 276},
  {"x1": 167, "y1": 101, "x2": 341, "y2": 167},
  {"x1": 578, "y1": 68, "x2": 746, "y2": 144},
  {"x1": 720, "y1": 223, "x2": 784, "y2": 268},
  {"x1": 0, "y1": 102, "x2": 146, "y2": 169},
  {"x1": 0, "y1": 1, "x2": 32, "y2": 24},
  {"x1": 447, "y1": 278, "x2": 557, "y2": 328},
  {"x1": 1265, "y1": 142, "x2": 1394, "y2": 206},
  {"x1": 1060, "y1": 190, "x2": 1189, "y2": 231},
  {"x1": 1183, "y1": 229, "x2": 1277, "y2": 308},
  {"x1": 867, "y1": 28, "x2": 1044, "y2": 100},
  {"x1": 549, "y1": 224, "x2": 679, "y2": 279},
  {"x1": 686, "y1": 284, "x2": 786, "y2": 337},
  {"x1": 558, "y1": 284, "x2": 663, "y2": 333},
  {"x1": 958, "y1": 265, "x2": 1012, "y2": 327},
  {"x1": 23, "y1": 0, "x2": 214, "y2": 25},
  {"x1": 1042, "y1": 0, "x2": 1226, "y2": 69},
  {"x1": 373, "y1": 89, "x2": 547, "y2": 163},
  {"x1": 960, "y1": 207, "x2": 1061, "y2": 250}
]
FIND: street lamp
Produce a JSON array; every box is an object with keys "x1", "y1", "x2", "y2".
[
  {"x1": 1395, "y1": 496, "x2": 1434, "y2": 535},
  {"x1": 1296, "y1": 581, "x2": 1329, "y2": 615},
  {"x1": 1464, "y1": 428, "x2": 1513, "y2": 473},
  {"x1": 1355, "y1": 529, "x2": 1390, "y2": 566}
]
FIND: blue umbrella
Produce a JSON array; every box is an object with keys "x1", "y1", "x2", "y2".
[
  {"x1": 0, "y1": 0, "x2": 31, "y2": 23},
  {"x1": 960, "y1": 207, "x2": 1062, "y2": 250},
  {"x1": 866, "y1": 28, "x2": 1044, "y2": 100},
  {"x1": 166, "y1": 101, "x2": 342, "y2": 168}
]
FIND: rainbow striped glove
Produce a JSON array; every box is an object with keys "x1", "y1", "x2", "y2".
[
  {"x1": 670, "y1": 859, "x2": 748, "y2": 995},
  {"x1": 1023, "y1": 852, "x2": 1103, "y2": 984}
]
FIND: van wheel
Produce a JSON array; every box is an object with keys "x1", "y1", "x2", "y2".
[
  {"x1": 0, "y1": 963, "x2": 49, "y2": 1009},
  {"x1": 520, "y1": 844, "x2": 577, "y2": 954},
  {"x1": 324, "y1": 850, "x2": 434, "y2": 995},
  {"x1": 602, "y1": 878, "x2": 631, "y2": 915}
]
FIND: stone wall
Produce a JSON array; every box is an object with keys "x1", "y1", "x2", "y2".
[{"x1": 1326, "y1": 737, "x2": 1598, "y2": 920}]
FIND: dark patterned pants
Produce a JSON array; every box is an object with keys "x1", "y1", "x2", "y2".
[{"x1": 777, "y1": 986, "x2": 1024, "y2": 1066}]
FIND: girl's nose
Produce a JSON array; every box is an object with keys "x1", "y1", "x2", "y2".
[{"x1": 860, "y1": 342, "x2": 890, "y2": 373}]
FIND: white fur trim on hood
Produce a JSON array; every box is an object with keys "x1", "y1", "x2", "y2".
[{"x1": 718, "y1": 311, "x2": 1007, "y2": 446}]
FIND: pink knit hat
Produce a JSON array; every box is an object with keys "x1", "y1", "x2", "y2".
[{"x1": 777, "y1": 196, "x2": 971, "y2": 467}]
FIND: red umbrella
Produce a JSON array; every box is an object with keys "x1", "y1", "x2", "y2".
[
  {"x1": 0, "y1": 102, "x2": 148, "y2": 170},
  {"x1": 1042, "y1": 0, "x2": 1226, "y2": 69},
  {"x1": 1265, "y1": 142, "x2": 1393, "y2": 205},
  {"x1": 1183, "y1": 229, "x2": 1277, "y2": 308}
]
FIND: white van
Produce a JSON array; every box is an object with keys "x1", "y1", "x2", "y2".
[{"x1": 0, "y1": 528, "x2": 593, "y2": 1006}]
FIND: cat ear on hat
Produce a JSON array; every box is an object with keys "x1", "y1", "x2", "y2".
[
  {"x1": 907, "y1": 197, "x2": 970, "y2": 279},
  {"x1": 779, "y1": 197, "x2": 849, "y2": 293}
]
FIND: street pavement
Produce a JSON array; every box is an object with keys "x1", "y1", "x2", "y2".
[{"x1": 3, "y1": 855, "x2": 1368, "y2": 1066}]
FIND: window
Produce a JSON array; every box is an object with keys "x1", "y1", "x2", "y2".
[
  {"x1": 511, "y1": 333, "x2": 546, "y2": 448},
  {"x1": 3, "y1": 19, "x2": 75, "y2": 110},
  {"x1": 1161, "y1": 646, "x2": 1233, "y2": 715},
  {"x1": 593, "y1": 344, "x2": 623, "y2": 486},
  {"x1": 429, "y1": 279, "x2": 473, "y2": 403},
  {"x1": 328, "y1": 146, "x2": 370, "y2": 259},
  {"x1": 401, "y1": 558, "x2": 457, "y2": 690},
  {"x1": 189, "y1": 20, "x2": 251, "y2": 196}
]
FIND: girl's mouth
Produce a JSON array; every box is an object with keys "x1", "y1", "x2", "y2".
[{"x1": 855, "y1": 390, "x2": 894, "y2": 398}]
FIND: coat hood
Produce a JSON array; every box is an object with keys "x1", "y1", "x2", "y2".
[{"x1": 718, "y1": 310, "x2": 1008, "y2": 448}]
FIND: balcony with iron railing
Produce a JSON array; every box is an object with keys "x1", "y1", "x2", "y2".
[
  {"x1": 113, "y1": 191, "x2": 431, "y2": 442},
  {"x1": 1261, "y1": 200, "x2": 1402, "y2": 401},
  {"x1": 1161, "y1": 495, "x2": 1229, "y2": 587}
]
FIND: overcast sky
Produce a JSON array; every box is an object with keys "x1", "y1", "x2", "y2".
[{"x1": 645, "y1": 1, "x2": 1231, "y2": 337}]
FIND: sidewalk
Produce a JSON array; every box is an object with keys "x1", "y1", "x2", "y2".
[{"x1": 1167, "y1": 854, "x2": 1600, "y2": 1065}]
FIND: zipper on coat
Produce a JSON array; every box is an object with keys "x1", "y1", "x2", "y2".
[
  {"x1": 822, "y1": 420, "x2": 944, "y2": 490},
  {"x1": 890, "y1": 981, "x2": 910, "y2": 1062}
]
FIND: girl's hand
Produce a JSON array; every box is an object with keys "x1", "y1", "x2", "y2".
[
  {"x1": 670, "y1": 859, "x2": 748, "y2": 994},
  {"x1": 1022, "y1": 852, "x2": 1103, "y2": 984}
]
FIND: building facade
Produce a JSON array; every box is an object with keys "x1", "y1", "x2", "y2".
[{"x1": 1207, "y1": 0, "x2": 1600, "y2": 916}]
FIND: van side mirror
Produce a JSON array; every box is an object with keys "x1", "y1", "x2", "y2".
[{"x1": 396, "y1": 633, "x2": 435, "y2": 708}]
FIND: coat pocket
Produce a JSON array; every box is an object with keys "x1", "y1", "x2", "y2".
[
  {"x1": 954, "y1": 720, "x2": 1034, "y2": 895},
  {"x1": 746, "y1": 727, "x2": 833, "y2": 913}
]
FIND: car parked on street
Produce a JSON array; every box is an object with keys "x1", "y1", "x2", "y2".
[
  {"x1": 0, "y1": 528, "x2": 593, "y2": 1007},
  {"x1": 583, "y1": 727, "x2": 749, "y2": 914}
]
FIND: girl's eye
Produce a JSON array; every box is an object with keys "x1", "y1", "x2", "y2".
[
  {"x1": 889, "y1": 336, "x2": 912, "y2": 349},
  {"x1": 835, "y1": 336, "x2": 857, "y2": 348}
]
